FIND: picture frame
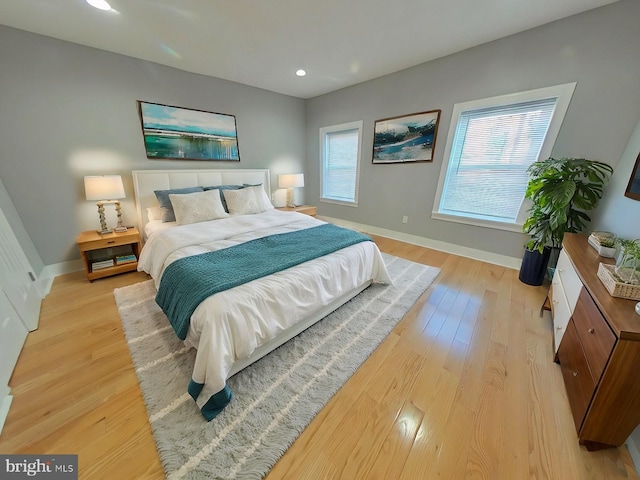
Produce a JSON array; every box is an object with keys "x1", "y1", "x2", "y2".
[
  {"x1": 625, "y1": 151, "x2": 640, "y2": 201},
  {"x1": 372, "y1": 110, "x2": 441, "y2": 164},
  {"x1": 137, "y1": 101, "x2": 240, "y2": 161}
]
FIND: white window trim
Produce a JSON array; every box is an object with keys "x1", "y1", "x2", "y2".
[
  {"x1": 319, "y1": 120, "x2": 363, "y2": 207},
  {"x1": 432, "y1": 82, "x2": 577, "y2": 232}
]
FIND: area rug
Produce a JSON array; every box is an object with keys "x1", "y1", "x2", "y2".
[{"x1": 113, "y1": 254, "x2": 439, "y2": 480}]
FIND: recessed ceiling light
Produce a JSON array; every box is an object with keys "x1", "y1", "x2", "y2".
[
  {"x1": 295, "y1": 69, "x2": 307, "y2": 77},
  {"x1": 86, "y1": 0, "x2": 112, "y2": 11}
]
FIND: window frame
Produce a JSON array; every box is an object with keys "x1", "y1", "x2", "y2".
[
  {"x1": 319, "y1": 120, "x2": 363, "y2": 207},
  {"x1": 432, "y1": 82, "x2": 577, "y2": 232}
]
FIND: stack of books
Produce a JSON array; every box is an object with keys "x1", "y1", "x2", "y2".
[
  {"x1": 115, "y1": 254, "x2": 137, "y2": 265},
  {"x1": 92, "y1": 258, "x2": 114, "y2": 271}
]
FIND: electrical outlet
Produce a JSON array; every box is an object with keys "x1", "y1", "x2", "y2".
[{"x1": 402, "y1": 216, "x2": 408, "y2": 224}]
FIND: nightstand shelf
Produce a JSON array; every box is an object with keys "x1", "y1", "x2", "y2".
[
  {"x1": 276, "y1": 205, "x2": 316, "y2": 216},
  {"x1": 77, "y1": 228, "x2": 142, "y2": 281}
]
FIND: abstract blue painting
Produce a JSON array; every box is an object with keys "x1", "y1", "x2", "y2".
[
  {"x1": 138, "y1": 101, "x2": 240, "y2": 161},
  {"x1": 373, "y1": 110, "x2": 440, "y2": 164}
]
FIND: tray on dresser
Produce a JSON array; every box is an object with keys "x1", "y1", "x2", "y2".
[{"x1": 597, "y1": 263, "x2": 640, "y2": 300}]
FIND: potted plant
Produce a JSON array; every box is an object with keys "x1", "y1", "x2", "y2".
[
  {"x1": 588, "y1": 231, "x2": 618, "y2": 258},
  {"x1": 614, "y1": 238, "x2": 640, "y2": 285},
  {"x1": 519, "y1": 157, "x2": 613, "y2": 285}
]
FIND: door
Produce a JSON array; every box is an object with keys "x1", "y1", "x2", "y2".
[
  {"x1": 0, "y1": 204, "x2": 41, "y2": 331},
  {"x1": 0, "y1": 289, "x2": 28, "y2": 433}
]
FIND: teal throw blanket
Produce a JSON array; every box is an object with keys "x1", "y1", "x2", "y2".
[{"x1": 156, "y1": 223, "x2": 372, "y2": 341}]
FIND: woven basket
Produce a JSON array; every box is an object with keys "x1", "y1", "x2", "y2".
[{"x1": 597, "y1": 263, "x2": 640, "y2": 300}]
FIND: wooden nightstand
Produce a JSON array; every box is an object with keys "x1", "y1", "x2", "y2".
[
  {"x1": 276, "y1": 205, "x2": 317, "y2": 216},
  {"x1": 77, "y1": 228, "x2": 142, "y2": 281}
]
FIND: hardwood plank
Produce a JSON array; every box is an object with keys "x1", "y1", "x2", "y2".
[{"x1": 0, "y1": 237, "x2": 637, "y2": 480}]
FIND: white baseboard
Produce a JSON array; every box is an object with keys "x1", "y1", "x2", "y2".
[
  {"x1": 43, "y1": 221, "x2": 522, "y2": 284},
  {"x1": 627, "y1": 435, "x2": 640, "y2": 475},
  {"x1": 33, "y1": 260, "x2": 83, "y2": 299},
  {"x1": 41, "y1": 259, "x2": 83, "y2": 282},
  {"x1": 319, "y1": 216, "x2": 522, "y2": 270},
  {"x1": 34, "y1": 272, "x2": 54, "y2": 298},
  {"x1": 0, "y1": 394, "x2": 12, "y2": 437}
]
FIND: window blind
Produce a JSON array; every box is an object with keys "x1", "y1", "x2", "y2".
[
  {"x1": 323, "y1": 128, "x2": 358, "y2": 202},
  {"x1": 439, "y1": 98, "x2": 557, "y2": 222}
]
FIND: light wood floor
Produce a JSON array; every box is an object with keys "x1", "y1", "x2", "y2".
[{"x1": 1, "y1": 236, "x2": 638, "y2": 479}]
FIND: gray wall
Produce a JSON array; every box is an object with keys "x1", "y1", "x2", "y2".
[
  {"x1": 0, "y1": 177, "x2": 43, "y2": 275},
  {"x1": 2, "y1": 0, "x2": 640, "y2": 270},
  {"x1": 592, "y1": 117, "x2": 640, "y2": 240},
  {"x1": 0, "y1": 25, "x2": 306, "y2": 267},
  {"x1": 305, "y1": 0, "x2": 640, "y2": 260}
]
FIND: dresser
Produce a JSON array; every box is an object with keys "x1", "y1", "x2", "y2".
[
  {"x1": 553, "y1": 233, "x2": 640, "y2": 451},
  {"x1": 550, "y1": 247, "x2": 583, "y2": 354}
]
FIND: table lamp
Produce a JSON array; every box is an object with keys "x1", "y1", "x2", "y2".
[
  {"x1": 278, "y1": 173, "x2": 304, "y2": 208},
  {"x1": 84, "y1": 175, "x2": 127, "y2": 234}
]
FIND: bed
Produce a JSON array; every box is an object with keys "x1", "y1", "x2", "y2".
[{"x1": 132, "y1": 168, "x2": 391, "y2": 420}]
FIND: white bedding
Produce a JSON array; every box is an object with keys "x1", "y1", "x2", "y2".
[{"x1": 137, "y1": 209, "x2": 391, "y2": 419}]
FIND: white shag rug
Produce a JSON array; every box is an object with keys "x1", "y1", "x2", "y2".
[{"x1": 113, "y1": 253, "x2": 440, "y2": 480}]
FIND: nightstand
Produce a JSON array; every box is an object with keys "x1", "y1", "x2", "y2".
[
  {"x1": 77, "y1": 228, "x2": 142, "y2": 281},
  {"x1": 276, "y1": 205, "x2": 317, "y2": 216}
]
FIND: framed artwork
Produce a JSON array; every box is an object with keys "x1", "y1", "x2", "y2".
[
  {"x1": 137, "y1": 101, "x2": 240, "y2": 161},
  {"x1": 625, "y1": 151, "x2": 640, "y2": 200},
  {"x1": 372, "y1": 109, "x2": 441, "y2": 164}
]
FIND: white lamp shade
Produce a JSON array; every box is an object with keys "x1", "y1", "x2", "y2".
[
  {"x1": 278, "y1": 173, "x2": 304, "y2": 189},
  {"x1": 84, "y1": 175, "x2": 125, "y2": 201}
]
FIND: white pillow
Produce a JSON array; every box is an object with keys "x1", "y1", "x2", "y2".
[
  {"x1": 169, "y1": 189, "x2": 229, "y2": 225},
  {"x1": 252, "y1": 185, "x2": 274, "y2": 211},
  {"x1": 223, "y1": 185, "x2": 273, "y2": 215},
  {"x1": 146, "y1": 206, "x2": 162, "y2": 222}
]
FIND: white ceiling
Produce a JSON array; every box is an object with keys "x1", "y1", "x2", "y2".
[{"x1": 0, "y1": 0, "x2": 618, "y2": 99}]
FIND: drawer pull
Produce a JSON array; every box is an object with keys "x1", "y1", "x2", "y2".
[
  {"x1": 107, "y1": 240, "x2": 115, "y2": 244},
  {"x1": 556, "y1": 325, "x2": 563, "y2": 330},
  {"x1": 572, "y1": 372, "x2": 578, "y2": 377},
  {"x1": 553, "y1": 300, "x2": 558, "y2": 305},
  {"x1": 588, "y1": 328, "x2": 594, "y2": 334}
]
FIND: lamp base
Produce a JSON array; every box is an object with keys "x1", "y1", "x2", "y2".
[
  {"x1": 114, "y1": 201, "x2": 127, "y2": 232},
  {"x1": 285, "y1": 188, "x2": 297, "y2": 208},
  {"x1": 95, "y1": 200, "x2": 127, "y2": 234}
]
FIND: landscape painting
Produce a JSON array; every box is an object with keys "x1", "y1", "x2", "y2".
[
  {"x1": 138, "y1": 101, "x2": 240, "y2": 161},
  {"x1": 625, "y1": 151, "x2": 640, "y2": 201},
  {"x1": 372, "y1": 110, "x2": 441, "y2": 164}
]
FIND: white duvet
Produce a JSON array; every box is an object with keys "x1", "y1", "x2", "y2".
[{"x1": 138, "y1": 209, "x2": 391, "y2": 418}]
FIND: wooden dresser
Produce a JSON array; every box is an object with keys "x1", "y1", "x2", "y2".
[{"x1": 553, "y1": 233, "x2": 640, "y2": 450}]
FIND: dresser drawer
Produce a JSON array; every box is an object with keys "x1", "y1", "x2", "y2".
[
  {"x1": 556, "y1": 249, "x2": 582, "y2": 311},
  {"x1": 572, "y1": 288, "x2": 616, "y2": 384},
  {"x1": 551, "y1": 275, "x2": 572, "y2": 354},
  {"x1": 78, "y1": 236, "x2": 125, "y2": 251},
  {"x1": 557, "y1": 318, "x2": 597, "y2": 432}
]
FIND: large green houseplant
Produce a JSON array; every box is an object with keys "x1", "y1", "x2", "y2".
[{"x1": 519, "y1": 157, "x2": 613, "y2": 285}]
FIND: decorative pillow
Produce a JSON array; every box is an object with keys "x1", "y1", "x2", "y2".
[
  {"x1": 154, "y1": 186, "x2": 204, "y2": 222},
  {"x1": 250, "y1": 184, "x2": 274, "y2": 211},
  {"x1": 169, "y1": 189, "x2": 229, "y2": 225},
  {"x1": 203, "y1": 184, "x2": 244, "y2": 212},
  {"x1": 146, "y1": 206, "x2": 162, "y2": 222},
  {"x1": 223, "y1": 185, "x2": 272, "y2": 215}
]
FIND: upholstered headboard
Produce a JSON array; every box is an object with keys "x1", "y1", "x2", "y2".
[{"x1": 132, "y1": 169, "x2": 271, "y2": 232}]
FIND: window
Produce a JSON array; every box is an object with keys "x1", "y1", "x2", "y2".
[
  {"x1": 320, "y1": 121, "x2": 362, "y2": 206},
  {"x1": 433, "y1": 83, "x2": 576, "y2": 231}
]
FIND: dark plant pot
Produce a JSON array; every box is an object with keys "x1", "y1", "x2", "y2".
[
  {"x1": 546, "y1": 246, "x2": 562, "y2": 281},
  {"x1": 519, "y1": 247, "x2": 551, "y2": 286}
]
